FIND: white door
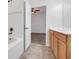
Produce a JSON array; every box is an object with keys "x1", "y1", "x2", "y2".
[{"x1": 24, "y1": 1, "x2": 31, "y2": 50}]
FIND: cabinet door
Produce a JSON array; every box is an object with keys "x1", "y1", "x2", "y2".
[
  {"x1": 53, "y1": 34, "x2": 58, "y2": 58},
  {"x1": 58, "y1": 40, "x2": 66, "y2": 59},
  {"x1": 50, "y1": 30, "x2": 54, "y2": 51},
  {"x1": 67, "y1": 35, "x2": 71, "y2": 59}
]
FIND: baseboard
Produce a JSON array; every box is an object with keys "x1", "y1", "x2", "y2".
[{"x1": 31, "y1": 33, "x2": 46, "y2": 35}]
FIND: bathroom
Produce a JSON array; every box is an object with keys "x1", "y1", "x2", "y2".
[{"x1": 8, "y1": 0, "x2": 71, "y2": 59}]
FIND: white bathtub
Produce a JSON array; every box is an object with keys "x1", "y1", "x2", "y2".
[{"x1": 8, "y1": 38, "x2": 24, "y2": 59}]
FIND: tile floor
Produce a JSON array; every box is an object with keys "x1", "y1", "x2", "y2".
[
  {"x1": 20, "y1": 34, "x2": 55, "y2": 59},
  {"x1": 20, "y1": 43, "x2": 55, "y2": 59}
]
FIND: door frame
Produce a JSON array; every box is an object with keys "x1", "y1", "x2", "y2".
[{"x1": 31, "y1": 5, "x2": 47, "y2": 46}]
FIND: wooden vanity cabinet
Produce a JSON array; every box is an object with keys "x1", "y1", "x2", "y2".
[
  {"x1": 67, "y1": 35, "x2": 71, "y2": 59},
  {"x1": 53, "y1": 31, "x2": 67, "y2": 59},
  {"x1": 50, "y1": 30, "x2": 71, "y2": 59},
  {"x1": 49, "y1": 30, "x2": 54, "y2": 51},
  {"x1": 53, "y1": 33, "x2": 58, "y2": 58},
  {"x1": 58, "y1": 39, "x2": 66, "y2": 59}
]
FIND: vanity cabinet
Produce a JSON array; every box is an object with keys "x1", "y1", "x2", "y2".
[
  {"x1": 67, "y1": 35, "x2": 71, "y2": 59},
  {"x1": 53, "y1": 32, "x2": 58, "y2": 58},
  {"x1": 58, "y1": 39, "x2": 66, "y2": 59},
  {"x1": 49, "y1": 30, "x2": 54, "y2": 51},
  {"x1": 50, "y1": 30, "x2": 71, "y2": 59}
]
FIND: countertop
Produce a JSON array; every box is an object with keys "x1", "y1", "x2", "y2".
[{"x1": 49, "y1": 26, "x2": 71, "y2": 35}]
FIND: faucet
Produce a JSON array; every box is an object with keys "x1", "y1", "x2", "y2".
[
  {"x1": 8, "y1": 27, "x2": 13, "y2": 41},
  {"x1": 8, "y1": 27, "x2": 13, "y2": 35}
]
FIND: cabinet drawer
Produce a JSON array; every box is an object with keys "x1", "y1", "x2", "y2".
[{"x1": 54, "y1": 31, "x2": 66, "y2": 43}]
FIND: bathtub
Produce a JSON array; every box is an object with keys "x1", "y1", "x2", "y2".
[{"x1": 8, "y1": 38, "x2": 24, "y2": 59}]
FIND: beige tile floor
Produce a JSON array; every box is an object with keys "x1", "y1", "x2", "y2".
[{"x1": 20, "y1": 43, "x2": 55, "y2": 59}]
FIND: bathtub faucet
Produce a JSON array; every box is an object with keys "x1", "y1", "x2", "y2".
[{"x1": 8, "y1": 27, "x2": 13, "y2": 35}]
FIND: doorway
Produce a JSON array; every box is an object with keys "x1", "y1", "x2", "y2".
[{"x1": 31, "y1": 6, "x2": 46, "y2": 45}]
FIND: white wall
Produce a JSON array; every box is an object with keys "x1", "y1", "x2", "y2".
[
  {"x1": 31, "y1": 6, "x2": 46, "y2": 33},
  {"x1": 46, "y1": 0, "x2": 63, "y2": 46},
  {"x1": 29, "y1": 0, "x2": 47, "y2": 7},
  {"x1": 47, "y1": 0, "x2": 63, "y2": 27},
  {"x1": 63, "y1": 0, "x2": 71, "y2": 27}
]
